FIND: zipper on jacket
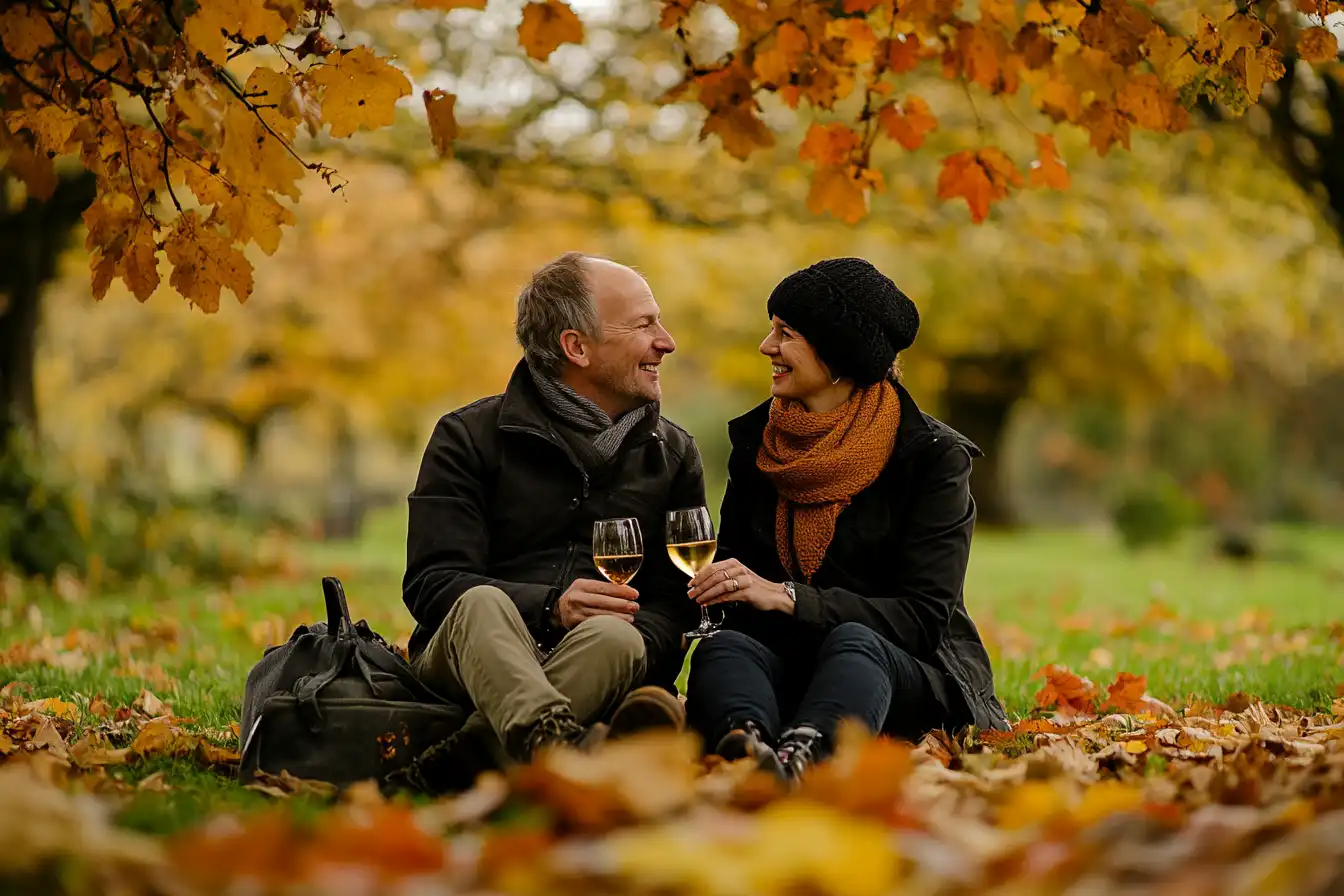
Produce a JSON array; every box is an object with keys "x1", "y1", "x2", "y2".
[{"x1": 555, "y1": 541, "x2": 578, "y2": 591}]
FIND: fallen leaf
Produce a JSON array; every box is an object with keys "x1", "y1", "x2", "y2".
[{"x1": 133, "y1": 689, "x2": 170, "y2": 718}]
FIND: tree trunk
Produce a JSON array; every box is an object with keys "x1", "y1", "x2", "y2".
[
  {"x1": 939, "y1": 352, "x2": 1034, "y2": 528},
  {"x1": 322, "y1": 409, "x2": 365, "y2": 540},
  {"x1": 0, "y1": 173, "x2": 94, "y2": 446}
]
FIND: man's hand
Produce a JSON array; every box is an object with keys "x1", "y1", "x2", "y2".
[{"x1": 554, "y1": 578, "x2": 640, "y2": 629}]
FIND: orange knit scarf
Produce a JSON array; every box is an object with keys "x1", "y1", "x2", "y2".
[{"x1": 756, "y1": 381, "x2": 901, "y2": 583}]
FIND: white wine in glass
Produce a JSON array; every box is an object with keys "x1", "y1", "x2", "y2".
[
  {"x1": 593, "y1": 518, "x2": 643, "y2": 587},
  {"x1": 667, "y1": 506, "x2": 723, "y2": 640}
]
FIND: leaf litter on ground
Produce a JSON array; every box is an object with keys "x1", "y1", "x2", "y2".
[{"x1": 2, "y1": 667, "x2": 1343, "y2": 894}]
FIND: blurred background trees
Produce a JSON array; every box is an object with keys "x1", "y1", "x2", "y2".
[{"x1": 3, "y1": 0, "x2": 1344, "y2": 587}]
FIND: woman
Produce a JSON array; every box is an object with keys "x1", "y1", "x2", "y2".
[{"x1": 685, "y1": 257, "x2": 1009, "y2": 783}]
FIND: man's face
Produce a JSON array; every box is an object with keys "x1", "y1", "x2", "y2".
[{"x1": 575, "y1": 260, "x2": 676, "y2": 416}]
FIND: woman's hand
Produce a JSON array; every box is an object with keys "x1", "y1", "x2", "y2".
[{"x1": 687, "y1": 559, "x2": 794, "y2": 614}]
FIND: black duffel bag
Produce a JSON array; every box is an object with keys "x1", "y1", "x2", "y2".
[{"x1": 237, "y1": 576, "x2": 465, "y2": 787}]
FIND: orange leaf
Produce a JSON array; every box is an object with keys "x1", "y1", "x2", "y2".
[
  {"x1": 1029, "y1": 662, "x2": 1100, "y2": 715},
  {"x1": 422, "y1": 89, "x2": 457, "y2": 158},
  {"x1": 807, "y1": 164, "x2": 883, "y2": 224},
  {"x1": 826, "y1": 18, "x2": 879, "y2": 65},
  {"x1": 752, "y1": 21, "x2": 809, "y2": 86},
  {"x1": 877, "y1": 95, "x2": 937, "y2": 150},
  {"x1": 517, "y1": 0, "x2": 584, "y2": 60},
  {"x1": 658, "y1": 0, "x2": 696, "y2": 30},
  {"x1": 1101, "y1": 672, "x2": 1148, "y2": 714},
  {"x1": 1028, "y1": 133, "x2": 1069, "y2": 190},
  {"x1": 799, "y1": 122, "x2": 862, "y2": 166},
  {"x1": 843, "y1": 0, "x2": 888, "y2": 12},
  {"x1": 1115, "y1": 74, "x2": 1184, "y2": 131},
  {"x1": 880, "y1": 34, "x2": 921, "y2": 73},
  {"x1": 1297, "y1": 26, "x2": 1339, "y2": 64}
]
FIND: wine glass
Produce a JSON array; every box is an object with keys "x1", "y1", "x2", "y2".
[
  {"x1": 667, "y1": 506, "x2": 722, "y2": 641},
  {"x1": 592, "y1": 518, "x2": 643, "y2": 587}
]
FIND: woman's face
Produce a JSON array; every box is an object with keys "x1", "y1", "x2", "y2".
[{"x1": 758, "y1": 316, "x2": 835, "y2": 403}]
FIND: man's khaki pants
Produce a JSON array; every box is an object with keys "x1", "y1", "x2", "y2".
[{"x1": 412, "y1": 584, "x2": 646, "y2": 761}]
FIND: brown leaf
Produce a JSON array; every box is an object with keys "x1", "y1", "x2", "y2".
[
  {"x1": 517, "y1": 0, "x2": 584, "y2": 61},
  {"x1": 137, "y1": 770, "x2": 173, "y2": 792},
  {"x1": 1224, "y1": 691, "x2": 1254, "y2": 713},
  {"x1": 88, "y1": 695, "x2": 111, "y2": 719},
  {"x1": 133, "y1": 689, "x2": 170, "y2": 718},
  {"x1": 423, "y1": 88, "x2": 457, "y2": 158},
  {"x1": 244, "y1": 769, "x2": 338, "y2": 799}
]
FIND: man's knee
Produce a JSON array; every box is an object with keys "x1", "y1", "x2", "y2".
[
  {"x1": 444, "y1": 585, "x2": 517, "y2": 630},
  {"x1": 570, "y1": 616, "x2": 646, "y2": 674}
]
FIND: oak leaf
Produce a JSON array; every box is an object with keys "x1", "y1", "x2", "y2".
[
  {"x1": 877, "y1": 96, "x2": 937, "y2": 150},
  {"x1": 423, "y1": 89, "x2": 458, "y2": 158},
  {"x1": 1297, "y1": 26, "x2": 1339, "y2": 64},
  {"x1": 1028, "y1": 133, "x2": 1069, "y2": 190},
  {"x1": 164, "y1": 212, "x2": 254, "y2": 312},
  {"x1": 310, "y1": 47, "x2": 412, "y2": 139},
  {"x1": 518, "y1": 0, "x2": 585, "y2": 61}
]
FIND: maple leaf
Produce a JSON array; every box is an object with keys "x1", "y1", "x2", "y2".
[
  {"x1": 1031, "y1": 662, "x2": 1100, "y2": 716},
  {"x1": 0, "y1": 129, "x2": 57, "y2": 201},
  {"x1": 753, "y1": 22, "x2": 810, "y2": 86},
  {"x1": 1100, "y1": 672, "x2": 1148, "y2": 713},
  {"x1": 423, "y1": 89, "x2": 458, "y2": 158},
  {"x1": 1080, "y1": 100, "x2": 1131, "y2": 155},
  {"x1": 1116, "y1": 74, "x2": 1185, "y2": 131},
  {"x1": 1028, "y1": 133, "x2": 1069, "y2": 189},
  {"x1": 843, "y1": 0, "x2": 887, "y2": 12},
  {"x1": 877, "y1": 95, "x2": 937, "y2": 150},
  {"x1": 827, "y1": 18, "x2": 879, "y2": 66},
  {"x1": 1297, "y1": 26, "x2": 1340, "y2": 64},
  {"x1": 880, "y1": 34, "x2": 921, "y2": 73},
  {"x1": 310, "y1": 47, "x2": 412, "y2": 140},
  {"x1": 700, "y1": 103, "x2": 776, "y2": 160},
  {"x1": 182, "y1": 0, "x2": 289, "y2": 67},
  {"x1": 83, "y1": 192, "x2": 160, "y2": 301},
  {"x1": 518, "y1": 0, "x2": 585, "y2": 61},
  {"x1": 936, "y1": 148, "x2": 1021, "y2": 223},
  {"x1": 807, "y1": 164, "x2": 884, "y2": 224},
  {"x1": 165, "y1": 212, "x2": 254, "y2": 312},
  {"x1": 799, "y1": 122, "x2": 862, "y2": 166},
  {"x1": 0, "y1": 4, "x2": 55, "y2": 58}
]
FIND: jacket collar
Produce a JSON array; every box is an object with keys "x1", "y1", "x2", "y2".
[{"x1": 726, "y1": 379, "x2": 981, "y2": 459}]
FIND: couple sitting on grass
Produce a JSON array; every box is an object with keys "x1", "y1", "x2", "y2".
[{"x1": 385, "y1": 252, "x2": 1009, "y2": 796}]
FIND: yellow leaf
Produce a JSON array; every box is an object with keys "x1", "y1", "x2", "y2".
[
  {"x1": 518, "y1": 0, "x2": 585, "y2": 61},
  {"x1": 981, "y1": 0, "x2": 1017, "y2": 28},
  {"x1": 1217, "y1": 13, "x2": 1263, "y2": 64},
  {"x1": 0, "y1": 131, "x2": 57, "y2": 201},
  {"x1": 310, "y1": 46, "x2": 412, "y2": 139},
  {"x1": 165, "y1": 212, "x2": 254, "y2": 312},
  {"x1": 0, "y1": 4, "x2": 55, "y2": 58},
  {"x1": 213, "y1": 191, "x2": 292, "y2": 255},
  {"x1": 1074, "y1": 781, "x2": 1144, "y2": 826},
  {"x1": 1297, "y1": 26, "x2": 1339, "y2": 64},
  {"x1": 183, "y1": 0, "x2": 289, "y2": 67},
  {"x1": 1124, "y1": 738, "x2": 1148, "y2": 754},
  {"x1": 1116, "y1": 74, "x2": 1184, "y2": 131},
  {"x1": 998, "y1": 780, "x2": 1066, "y2": 829},
  {"x1": 11, "y1": 105, "x2": 84, "y2": 155},
  {"x1": 220, "y1": 104, "x2": 305, "y2": 201},
  {"x1": 826, "y1": 18, "x2": 879, "y2": 65},
  {"x1": 423, "y1": 88, "x2": 458, "y2": 158},
  {"x1": 24, "y1": 698, "x2": 80, "y2": 720},
  {"x1": 1144, "y1": 29, "x2": 1202, "y2": 89}
]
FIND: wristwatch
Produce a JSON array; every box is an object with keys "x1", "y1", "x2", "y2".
[{"x1": 781, "y1": 581, "x2": 797, "y2": 604}]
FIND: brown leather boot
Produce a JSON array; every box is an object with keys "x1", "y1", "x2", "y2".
[{"x1": 607, "y1": 686, "x2": 687, "y2": 739}]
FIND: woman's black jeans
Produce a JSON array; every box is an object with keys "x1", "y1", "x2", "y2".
[{"x1": 685, "y1": 622, "x2": 950, "y2": 753}]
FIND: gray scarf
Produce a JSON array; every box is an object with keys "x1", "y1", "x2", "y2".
[{"x1": 527, "y1": 364, "x2": 657, "y2": 465}]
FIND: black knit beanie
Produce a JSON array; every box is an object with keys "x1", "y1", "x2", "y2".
[{"x1": 765, "y1": 257, "x2": 919, "y2": 386}]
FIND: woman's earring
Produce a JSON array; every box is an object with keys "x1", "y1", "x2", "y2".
[{"x1": 830, "y1": 374, "x2": 841, "y2": 385}]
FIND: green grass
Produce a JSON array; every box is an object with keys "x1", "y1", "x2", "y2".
[{"x1": 2, "y1": 510, "x2": 1341, "y2": 834}]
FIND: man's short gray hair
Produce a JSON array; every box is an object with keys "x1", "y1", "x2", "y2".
[{"x1": 515, "y1": 251, "x2": 602, "y2": 377}]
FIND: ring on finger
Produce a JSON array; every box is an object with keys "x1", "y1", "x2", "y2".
[{"x1": 729, "y1": 578, "x2": 739, "y2": 591}]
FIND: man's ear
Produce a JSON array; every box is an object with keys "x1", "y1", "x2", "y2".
[{"x1": 559, "y1": 329, "x2": 591, "y2": 368}]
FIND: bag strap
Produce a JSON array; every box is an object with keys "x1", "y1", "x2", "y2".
[
  {"x1": 294, "y1": 639, "x2": 353, "y2": 732},
  {"x1": 322, "y1": 576, "x2": 353, "y2": 637},
  {"x1": 353, "y1": 639, "x2": 453, "y2": 705}
]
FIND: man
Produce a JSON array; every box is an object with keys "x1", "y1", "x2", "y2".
[{"x1": 387, "y1": 252, "x2": 705, "y2": 795}]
